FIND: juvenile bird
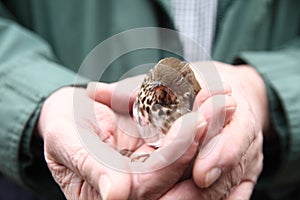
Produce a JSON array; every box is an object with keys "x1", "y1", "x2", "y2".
[
  {"x1": 120, "y1": 57, "x2": 200, "y2": 162},
  {"x1": 133, "y1": 57, "x2": 201, "y2": 147}
]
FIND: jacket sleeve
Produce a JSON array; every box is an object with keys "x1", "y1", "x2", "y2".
[
  {"x1": 237, "y1": 37, "x2": 300, "y2": 190},
  {"x1": 0, "y1": 3, "x2": 85, "y2": 198}
]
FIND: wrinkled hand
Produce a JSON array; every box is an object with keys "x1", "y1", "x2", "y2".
[
  {"x1": 38, "y1": 87, "x2": 131, "y2": 199},
  {"x1": 38, "y1": 68, "x2": 237, "y2": 200},
  {"x1": 88, "y1": 74, "x2": 236, "y2": 200},
  {"x1": 38, "y1": 85, "x2": 209, "y2": 200},
  {"x1": 161, "y1": 62, "x2": 267, "y2": 199},
  {"x1": 86, "y1": 77, "x2": 206, "y2": 200}
]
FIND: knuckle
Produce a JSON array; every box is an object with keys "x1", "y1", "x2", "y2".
[
  {"x1": 72, "y1": 148, "x2": 90, "y2": 175},
  {"x1": 51, "y1": 165, "x2": 75, "y2": 192},
  {"x1": 221, "y1": 145, "x2": 241, "y2": 171},
  {"x1": 224, "y1": 156, "x2": 247, "y2": 190}
]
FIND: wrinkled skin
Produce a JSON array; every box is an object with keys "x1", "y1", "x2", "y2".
[
  {"x1": 161, "y1": 62, "x2": 267, "y2": 199},
  {"x1": 38, "y1": 69, "x2": 236, "y2": 200}
]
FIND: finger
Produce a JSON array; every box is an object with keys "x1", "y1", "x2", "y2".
[
  {"x1": 89, "y1": 93, "x2": 144, "y2": 150},
  {"x1": 91, "y1": 101, "x2": 118, "y2": 145},
  {"x1": 45, "y1": 125, "x2": 132, "y2": 200},
  {"x1": 75, "y1": 151, "x2": 131, "y2": 200},
  {"x1": 130, "y1": 113, "x2": 207, "y2": 199},
  {"x1": 198, "y1": 160, "x2": 247, "y2": 199},
  {"x1": 160, "y1": 177, "x2": 254, "y2": 200},
  {"x1": 225, "y1": 181, "x2": 255, "y2": 200},
  {"x1": 76, "y1": 147, "x2": 131, "y2": 200},
  {"x1": 53, "y1": 167, "x2": 103, "y2": 200},
  {"x1": 80, "y1": 182, "x2": 102, "y2": 200},
  {"x1": 193, "y1": 101, "x2": 257, "y2": 188},
  {"x1": 114, "y1": 113, "x2": 145, "y2": 151},
  {"x1": 192, "y1": 82, "x2": 232, "y2": 110},
  {"x1": 159, "y1": 180, "x2": 201, "y2": 200},
  {"x1": 87, "y1": 82, "x2": 116, "y2": 107},
  {"x1": 87, "y1": 75, "x2": 144, "y2": 113},
  {"x1": 74, "y1": 129, "x2": 132, "y2": 200},
  {"x1": 196, "y1": 95, "x2": 236, "y2": 146},
  {"x1": 181, "y1": 159, "x2": 248, "y2": 200},
  {"x1": 197, "y1": 95, "x2": 236, "y2": 125},
  {"x1": 160, "y1": 174, "x2": 254, "y2": 200},
  {"x1": 193, "y1": 130, "x2": 263, "y2": 199}
]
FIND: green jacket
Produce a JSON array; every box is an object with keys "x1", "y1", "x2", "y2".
[{"x1": 0, "y1": 0, "x2": 299, "y2": 199}]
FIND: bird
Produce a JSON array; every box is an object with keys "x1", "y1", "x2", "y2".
[
  {"x1": 133, "y1": 57, "x2": 200, "y2": 145},
  {"x1": 121, "y1": 57, "x2": 201, "y2": 162}
]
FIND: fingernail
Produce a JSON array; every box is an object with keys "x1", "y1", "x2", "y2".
[
  {"x1": 86, "y1": 82, "x2": 98, "y2": 97},
  {"x1": 205, "y1": 168, "x2": 222, "y2": 187},
  {"x1": 225, "y1": 106, "x2": 236, "y2": 124},
  {"x1": 194, "y1": 119, "x2": 207, "y2": 143},
  {"x1": 197, "y1": 121, "x2": 207, "y2": 131},
  {"x1": 225, "y1": 106, "x2": 236, "y2": 112},
  {"x1": 99, "y1": 175, "x2": 111, "y2": 200},
  {"x1": 87, "y1": 81, "x2": 98, "y2": 91}
]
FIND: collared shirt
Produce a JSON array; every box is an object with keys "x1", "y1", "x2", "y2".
[{"x1": 171, "y1": 0, "x2": 218, "y2": 61}]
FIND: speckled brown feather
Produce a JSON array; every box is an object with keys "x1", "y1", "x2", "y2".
[{"x1": 132, "y1": 57, "x2": 201, "y2": 147}]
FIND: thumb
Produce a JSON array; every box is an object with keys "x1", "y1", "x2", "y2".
[
  {"x1": 140, "y1": 112, "x2": 207, "y2": 172},
  {"x1": 86, "y1": 75, "x2": 144, "y2": 113},
  {"x1": 75, "y1": 126, "x2": 132, "y2": 200},
  {"x1": 45, "y1": 124, "x2": 132, "y2": 200},
  {"x1": 128, "y1": 112, "x2": 207, "y2": 200}
]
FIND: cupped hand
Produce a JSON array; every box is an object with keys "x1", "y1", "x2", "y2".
[
  {"x1": 88, "y1": 74, "x2": 236, "y2": 200},
  {"x1": 87, "y1": 78, "x2": 206, "y2": 200},
  {"x1": 38, "y1": 70, "x2": 237, "y2": 200},
  {"x1": 38, "y1": 85, "x2": 209, "y2": 200},
  {"x1": 38, "y1": 87, "x2": 132, "y2": 200},
  {"x1": 161, "y1": 62, "x2": 267, "y2": 199}
]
